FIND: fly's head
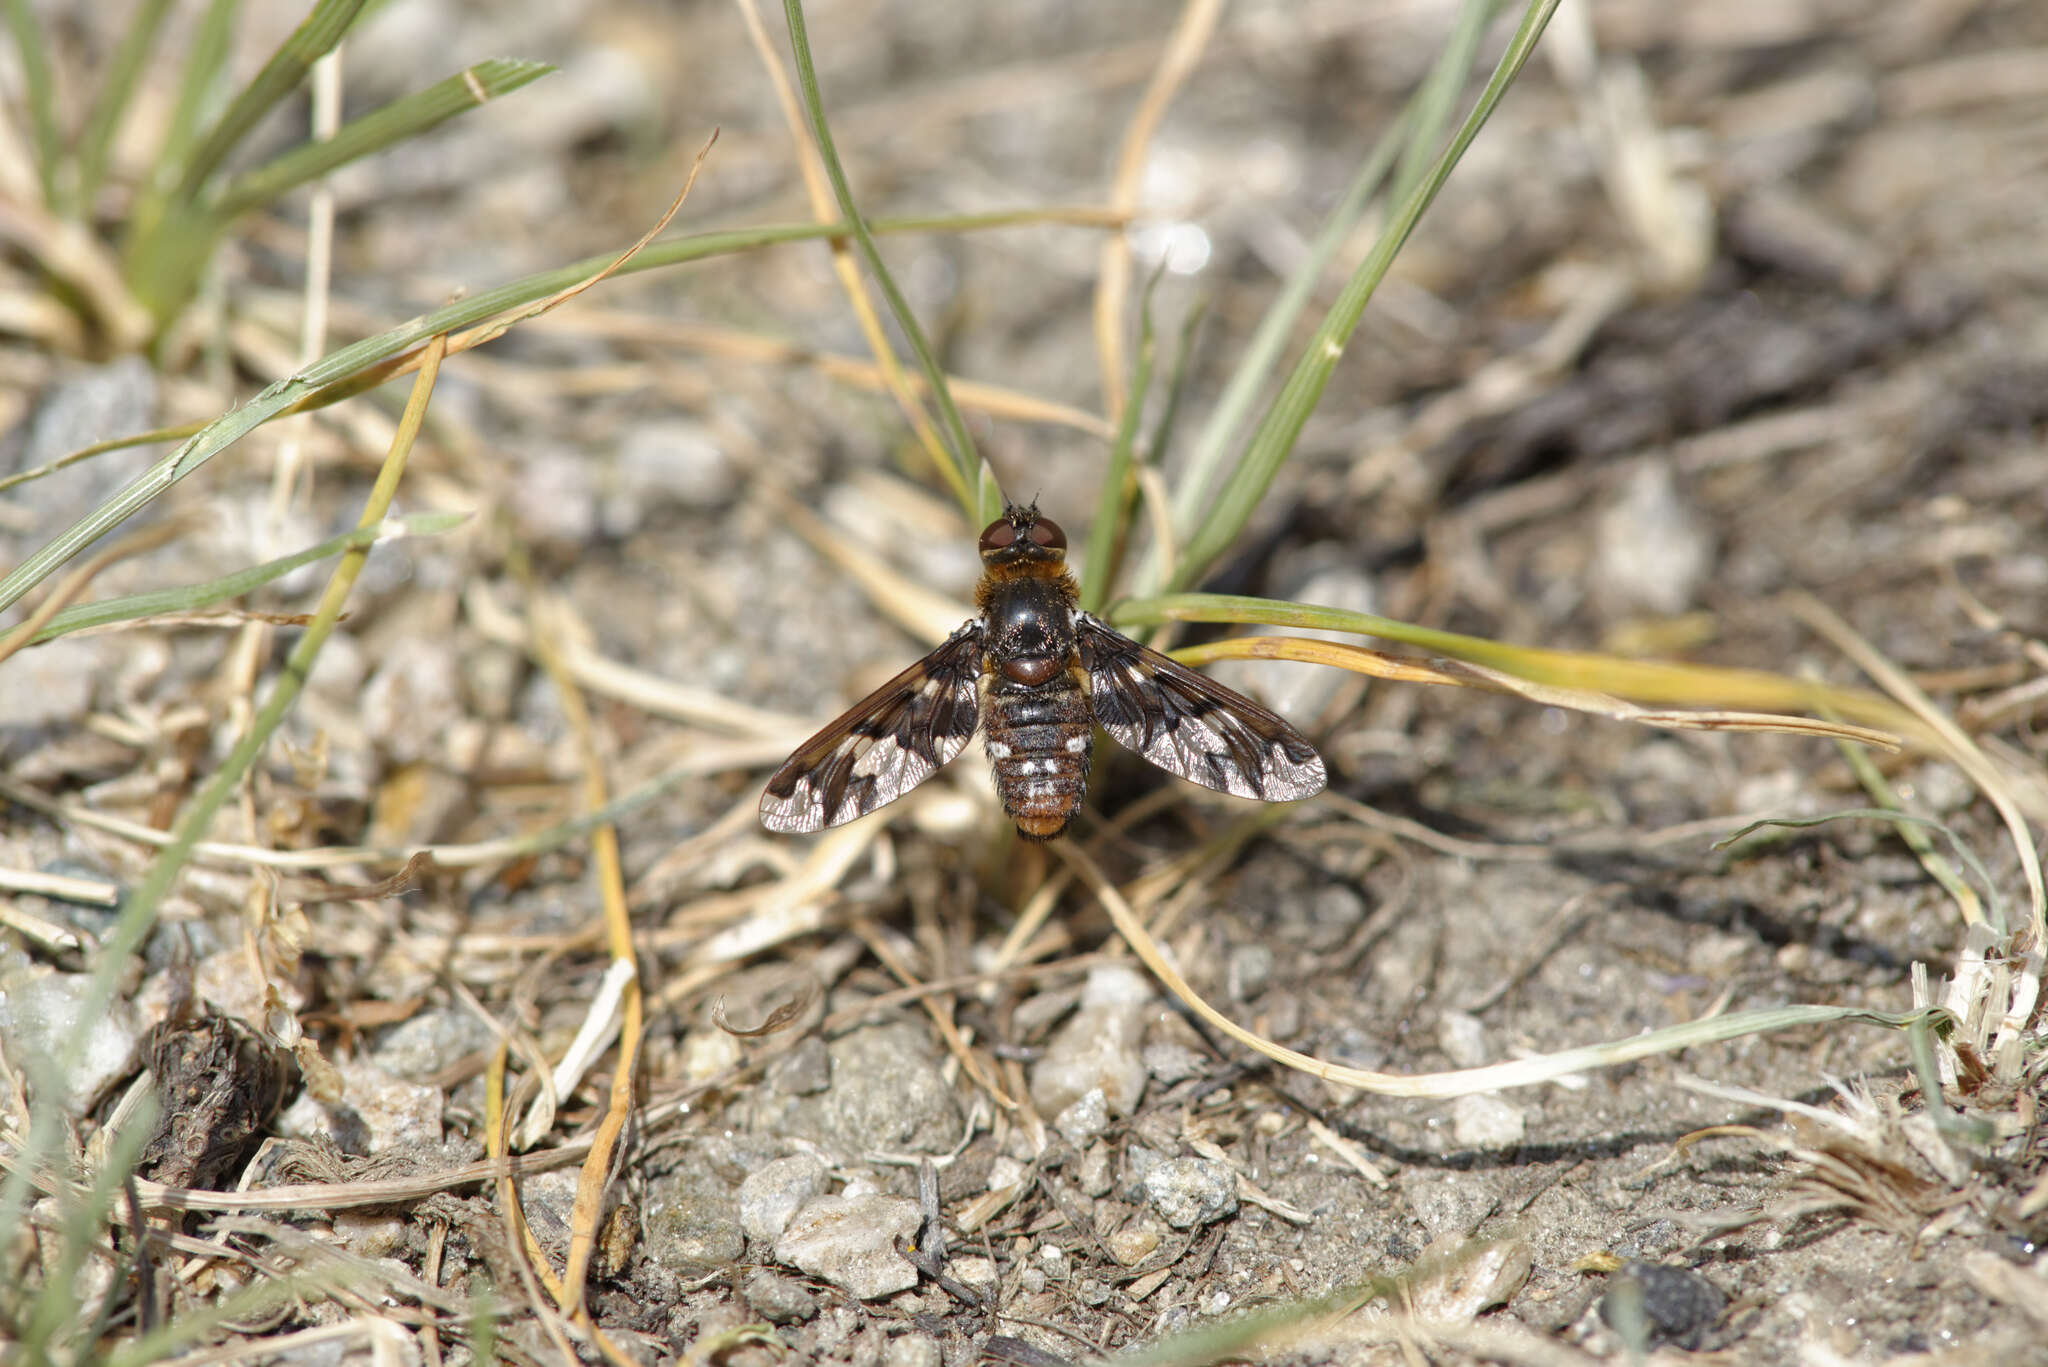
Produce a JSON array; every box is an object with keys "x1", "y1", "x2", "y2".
[{"x1": 978, "y1": 504, "x2": 1067, "y2": 570}]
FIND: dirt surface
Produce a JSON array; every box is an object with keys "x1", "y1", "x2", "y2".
[{"x1": 3, "y1": 1, "x2": 2047, "y2": 1364}]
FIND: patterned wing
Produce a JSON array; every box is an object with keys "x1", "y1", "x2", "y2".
[
  {"x1": 1075, "y1": 613, "x2": 1325, "y2": 801},
  {"x1": 759, "y1": 623, "x2": 985, "y2": 833}
]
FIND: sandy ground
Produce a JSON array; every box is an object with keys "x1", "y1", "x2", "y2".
[{"x1": 3, "y1": 1, "x2": 2046, "y2": 1363}]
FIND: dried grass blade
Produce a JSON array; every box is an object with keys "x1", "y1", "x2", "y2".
[
  {"x1": 1790, "y1": 592, "x2": 2047, "y2": 948},
  {"x1": 733, "y1": 0, "x2": 963, "y2": 512},
  {"x1": 25, "y1": 511, "x2": 466, "y2": 646},
  {"x1": 781, "y1": 0, "x2": 986, "y2": 521},
  {"x1": 1093, "y1": 0, "x2": 1222, "y2": 423},
  {"x1": 1172, "y1": 632, "x2": 1901, "y2": 748},
  {"x1": 1125, "y1": 592, "x2": 1933, "y2": 742},
  {"x1": 519, "y1": 591, "x2": 643, "y2": 1316},
  {"x1": 90, "y1": 334, "x2": 445, "y2": 1051},
  {"x1": 1056, "y1": 840, "x2": 1945, "y2": 1098}
]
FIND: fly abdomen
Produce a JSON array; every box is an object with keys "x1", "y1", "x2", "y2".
[{"x1": 984, "y1": 670, "x2": 1091, "y2": 840}]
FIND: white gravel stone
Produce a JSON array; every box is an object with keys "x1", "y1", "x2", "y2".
[
  {"x1": 276, "y1": 1058, "x2": 441, "y2": 1152},
  {"x1": 883, "y1": 1331, "x2": 941, "y2": 1367},
  {"x1": 1436, "y1": 1011, "x2": 1488, "y2": 1069},
  {"x1": 740, "y1": 1152, "x2": 830, "y2": 1245},
  {"x1": 1451, "y1": 1093, "x2": 1527, "y2": 1149},
  {"x1": 1594, "y1": 461, "x2": 1712, "y2": 616},
  {"x1": 1142, "y1": 1157, "x2": 1239, "y2": 1229},
  {"x1": 0, "y1": 969, "x2": 142, "y2": 1115},
  {"x1": 1054, "y1": 1087, "x2": 1111, "y2": 1145},
  {"x1": 775, "y1": 1192, "x2": 922, "y2": 1300},
  {"x1": 1030, "y1": 964, "x2": 1153, "y2": 1120}
]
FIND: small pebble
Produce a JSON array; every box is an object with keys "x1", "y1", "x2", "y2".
[
  {"x1": 1594, "y1": 462, "x2": 1712, "y2": 616},
  {"x1": 606, "y1": 420, "x2": 737, "y2": 534},
  {"x1": 739, "y1": 1153, "x2": 829, "y2": 1245},
  {"x1": 1142, "y1": 1157, "x2": 1238, "y2": 1229},
  {"x1": 371, "y1": 1008, "x2": 498, "y2": 1083},
  {"x1": 1141, "y1": 1039, "x2": 1206, "y2": 1086},
  {"x1": 507, "y1": 444, "x2": 599, "y2": 546},
  {"x1": 882, "y1": 1332, "x2": 940, "y2": 1367},
  {"x1": 776, "y1": 1193, "x2": 922, "y2": 1300},
  {"x1": 1030, "y1": 965, "x2": 1153, "y2": 1119},
  {"x1": 1227, "y1": 944, "x2": 1273, "y2": 1000},
  {"x1": 0, "y1": 967, "x2": 142, "y2": 1115},
  {"x1": 1600, "y1": 1261, "x2": 1727, "y2": 1351},
  {"x1": 742, "y1": 1269, "x2": 819, "y2": 1324},
  {"x1": 2, "y1": 638, "x2": 107, "y2": 729},
  {"x1": 1409, "y1": 1233, "x2": 1532, "y2": 1321},
  {"x1": 768, "y1": 1036, "x2": 832, "y2": 1096},
  {"x1": 1054, "y1": 1088, "x2": 1110, "y2": 1145},
  {"x1": 639, "y1": 1157, "x2": 745, "y2": 1275},
  {"x1": 773, "y1": 1023, "x2": 962, "y2": 1155},
  {"x1": 360, "y1": 647, "x2": 464, "y2": 766},
  {"x1": 1106, "y1": 1219, "x2": 1164, "y2": 1267},
  {"x1": 1436, "y1": 1011, "x2": 1488, "y2": 1069},
  {"x1": 330, "y1": 1213, "x2": 408, "y2": 1259},
  {"x1": 949, "y1": 1255, "x2": 997, "y2": 1289},
  {"x1": 1075, "y1": 1144, "x2": 1114, "y2": 1198},
  {"x1": 1451, "y1": 1094, "x2": 1526, "y2": 1149},
  {"x1": 274, "y1": 1057, "x2": 441, "y2": 1153}
]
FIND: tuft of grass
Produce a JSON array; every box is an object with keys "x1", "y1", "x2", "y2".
[
  {"x1": 1167, "y1": 0, "x2": 1562, "y2": 592},
  {"x1": 2, "y1": 0, "x2": 553, "y2": 348},
  {"x1": 782, "y1": 0, "x2": 1004, "y2": 527}
]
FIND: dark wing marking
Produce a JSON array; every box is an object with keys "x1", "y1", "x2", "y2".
[
  {"x1": 1074, "y1": 612, "x2": 1325, "y2": 802},
  {"x1": 759, "y1": 622, "x2": 984, "y2": 833}
]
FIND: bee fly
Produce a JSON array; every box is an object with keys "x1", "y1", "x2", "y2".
[{"x1": 760, "y1": 504, "x2": 1327, "y2": 840}]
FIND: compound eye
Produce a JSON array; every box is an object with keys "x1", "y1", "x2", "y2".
[
  {"x1": 979, "y1": 519, "x2": 1017, "y2": 552},
  {"x1": 1027, "y1": 517, "x2": 1066, "y2": 550}
]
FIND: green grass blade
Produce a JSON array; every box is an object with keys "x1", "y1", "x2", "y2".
[
  {"x1": 974, "y1": 458, "x2": 1006, "y2": 528},
  {"x1": 1716, "y1": 809, "x2": 2003, "y2": 931},
  {"x1": 1159, "y1": 111, "x2": 1410, "y2": 572},
  {"x1": 1145, "y1": 296, "x2": 1205, "y2": 485},
  {"x1": 0, "y1": 207, "x2": 1100, "y2": 614},
  {"x1": 27, "y1": 511, "x2": 467, "y2": 644},
  {"x1": 102, "y1": 340, "x2": 444, "y2": 1059},
  {"x1": 1388, "y1": 0, "x2": 1498, "y2": 209},
  {"x1": 1115, "y1": 590, "x2": 1920, "y2": 739},
  {"x1": 119, "y1": 0, "x2": 240, "y2": 309},
  {"x1": 2, "y1": 0, "x2": 60, "y2": 205},
  {"x1": 782, "y1": 0, "x2": 986, "y2": 521},
  {"x1": 1170, "y1": 0, "x2": 1561, "y2": 591},
  {"x1": 69, "y1": 0, "x2": 176, "y2": 215},
  {"x1": 171, "y1": 0, "x2": 370, "y2": 204},
  {"x1": 211, "y1": 57, "x2": 553, "y2": 220},
  {"x1": 125, "y1": 0, "x2": 373, "y2": 323},
  {"x1": 1080, "y1": 274, "x2": 1161, "y2": 613},
  {"x1": 155, "y1": 0, "x2": 240, "y2": 187},
  {"x1": 17, "y1": 1097, "x2": 154, "y2": 1357}
]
